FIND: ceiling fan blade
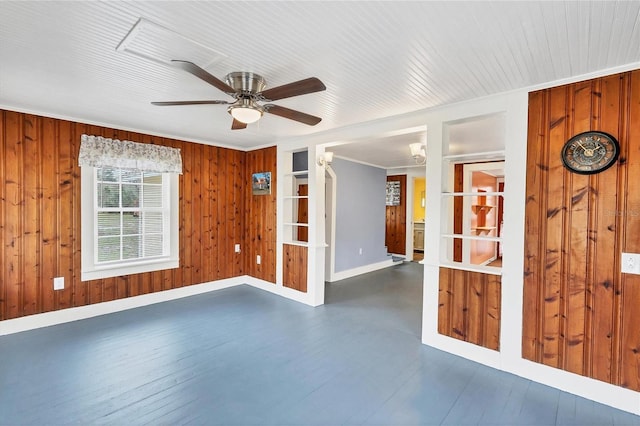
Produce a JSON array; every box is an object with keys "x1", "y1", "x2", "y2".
[
  {"x1": 260, "y1": 77, "x2": 326, "y2": 101},
  {"x1": 231, "y1": 119, "x2": 247, "y2": 130},
  {"x1": 171, "y1": 60, "x2": 236, "y2": 95},
  {"x1": 264, "y1": 104, "x2": 322, "y2": 126},
  {"x1": 151, "y1": 100, "x2": 231, "y2": 106}
]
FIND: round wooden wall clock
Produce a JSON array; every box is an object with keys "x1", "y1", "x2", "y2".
[{"x1": 561, "y1": 131, "x2": 620, "y2": 174}]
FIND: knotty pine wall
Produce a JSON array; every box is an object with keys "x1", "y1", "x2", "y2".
[
  {"x1": 524, "y1": 70, "x2": 640, "y2": 391},
  {"x1": 0, "y1": 109, "x2": 277, "y2": 321},
  {"x1": 283, "y1": 243, "x2": 308, "y2": 293},
  {"x1": 438, "y1": 267, "x2": 501, "y2": 351},
  {"x1": 245, "y1": 147, "x2": 277, "y2": 283}
]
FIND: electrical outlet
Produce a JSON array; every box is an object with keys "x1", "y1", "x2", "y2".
[
  {"x1": 234, "y1": 244, "x2": 241, "y2": 253},
  {"x1": 621, "y1": 253, "x2": 640, "y2": 274},
  {"x1": 256, "y1": 255, "x2": 261, "y2": 265},
  {"x1": 53, "y1": 276, "x2": 64, "y2": 290},
  {"x1": 359, "y1": 248, "x2": 363, "y2": 255}
]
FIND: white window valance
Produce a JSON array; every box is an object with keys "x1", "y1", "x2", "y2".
[{"x1": 78, "y1": 134, "x2": 183, "y2": 174}]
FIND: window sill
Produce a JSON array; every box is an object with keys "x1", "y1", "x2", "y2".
[{"x1": 81, "y1": 258, "x2": 179, "y2": 282}]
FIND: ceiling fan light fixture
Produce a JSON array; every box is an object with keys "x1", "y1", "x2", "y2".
[{"x1": 228, "y1": 99, "x2": 263, "y2": 124}]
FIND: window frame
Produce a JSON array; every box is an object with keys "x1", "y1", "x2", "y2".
[{"x1": 81, "y1": 166, "x2": 179, "y2": 281}]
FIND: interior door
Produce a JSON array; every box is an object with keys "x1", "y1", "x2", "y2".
[{"x1": 385, "y1": 175, "x2": 406, "y2": 255}]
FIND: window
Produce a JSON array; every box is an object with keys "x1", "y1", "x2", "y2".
[{"x1": 81, "y1": 166, "x2": 179, "y2": 281}]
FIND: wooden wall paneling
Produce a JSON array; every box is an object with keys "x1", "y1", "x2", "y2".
[
  {"x1": 71, "y1": 122, "x2": 88, "y2": 307},
  {"x1": 437, "y1": 267, "x2": 500, "y2": 350},
  {"x1": 563, "y1": 80, "x2": 592, "y2": 375},
  {"x1": 467, "y1": 270, "x2": 484, "y2": 345},
  {"x1": 40, "y1": 117, "x2": 58, "y2": 313},
  {"x1": 484, "y1": 273, "x2": 501, "y2": 350},
  {"x1": 192, "y1": 140, "x2": 203, "y2": 282},
  {"x1": 524, "y1": 70, "x2": 640, "y2": 391},
  {"x1": 298, "y1": 245, "x2": 307, "y2": 293},
  {"x1": 225, "y1": 148, "x2": 234, "y2": 277},
  {"x1": 589, "y1": 75, "x2": 623, "y2": 383},
  {"x1": 245, "y1": 150, "x2": 255, "y2": 277},
  {"x1": 266, "y1": 148, "x2": 277, "y2": 282},
  {"x1": 208, "y1": 144, "x2": 220, "y2": 281},
  {"x1": 234, "y1": 148, "x2": 245, "y2": 277},
  {"x1": 229, "y1": 149, "x2": 237, "y2": 277},
  {"x1": 182, "y1": 140, "x2": 194, "y2": 286},
  {"x1": 195, "y1": 144, "x2": 205, "y2": 284},
  {"x1": 283, "y1": 244, "x2": 307, "y2": 292},
  {"x1": 619, "y1": 71, "x2": 640, "y2": 390},
  {"x1": 245, "y1": 147, "x2": 277, "y2": 283},
  {"x1": 449, "y1": 269, "x2": 468, "y2": 341},
  {"x1": 216, "y1": 149, "x2": 228, "y2": 278},
  {"x1": 224, "y1": 147, "x2": 238, "y2": 278},
  {"x1": 541, "y1": 85, "x2": 568, "y2": 369},
  {"x1": 437, "y1": 265, "x2": 453, "y2": 336},
  {"x1": 0, "y1": 109, "x2": 283, "y2": 321},
  {"x1": 522, "y1": 90, "x2": 545, "y2": 361},
  {"x1": 4, "y1": 111, "x2": 24, "y2": 319},
  {"x1": 201, "y1": 142, "x2": 213, "y2": 282},
  {"x1": 23, "y1": 115, "x2": 40, "y2": 316},
  {"x1": 55, "y1": 118, "x2": 77, "y2": 309}
]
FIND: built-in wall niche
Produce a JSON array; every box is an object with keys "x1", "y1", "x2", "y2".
[
  {"x1": 441, "y1": 161, "x2": 504, "y2": 272},
  {"x1": 439, "y1": 113, "x2": 506, "y2": 274},
  {"x1": 282, "y1": 150, "x2": 309, "y2": 245}
]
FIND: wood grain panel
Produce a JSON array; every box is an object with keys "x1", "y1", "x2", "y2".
[
  {"x1": 523, "y1": 70, "x2": 640, "y2": 390},
  {"x1": 283, "y1": 243, "x2": 307, "y2": 292},
  {"x1": 385, "y1": 175, "x2": 406, "y2": 255},
  {"x1": 245, "y1": 147, "x2": 277, "y2": 283},
  {"x1": 437, "y1": 267, "x2": 500, "y2": 351},
  {"x1": 619, "y1": 72, "x2": 640, "y2": 390},
  {"x1": 3, "y1": 111, "x2": 23, "y2": 319},
  {"x1": 0, "y1": 108, "x2": 277, "y2": 321}
]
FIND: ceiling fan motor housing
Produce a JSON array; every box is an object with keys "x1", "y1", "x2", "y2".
[{"x1": 225, "y1": 72, "x2": 266, "y2": 96}]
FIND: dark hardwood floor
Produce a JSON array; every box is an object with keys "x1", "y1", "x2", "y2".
[{"x1": 1, "y1": 262, "x2": 639, "y2": 425}]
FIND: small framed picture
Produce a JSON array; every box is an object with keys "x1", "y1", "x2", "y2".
[
  {"x1": 386, "y1": 181, "x2": 401, "y2": 206},
  {"x1": 252, "y1": 172, "x2": 271, "y2": 195}
]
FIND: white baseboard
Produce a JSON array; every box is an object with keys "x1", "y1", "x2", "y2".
[
  {"x1": 244, "y1": 276, "x2": 319, "y2": 306},
  {"x1": 506, "y1": 358, "x2": 640, "y2": 415},
  {"x1": 422, "y1": 332, "x2": 640, "y2": 415},
  {"x1": 0, "y1": 277, "x2": 244, "y2": 336},
  {"x1": 327, "y1": 258, "x2": 395, "y2": 282}
]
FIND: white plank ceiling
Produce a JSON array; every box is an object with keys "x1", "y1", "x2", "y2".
[{"x1": 1, "y1": 1, "x2": 639, "y2": 168}]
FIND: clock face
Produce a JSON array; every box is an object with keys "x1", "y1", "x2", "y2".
[{"x1": 561, "y1": 131, "x2": 620, "y2": 174}]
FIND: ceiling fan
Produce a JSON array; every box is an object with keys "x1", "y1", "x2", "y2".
[{"x1": 152, "y1": 60, "x2": 326, "y2": 130}]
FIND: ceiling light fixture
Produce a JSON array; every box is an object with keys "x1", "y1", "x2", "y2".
[
  {"x1": 318, "y1": 151, "x2": 334, "y2": 167},
  {"x1": 410, "y1": 142, "x2": 426, "y2": 165},
  {"x1": 228, "y1": 98, "x2": 263, "y2": 124}
]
